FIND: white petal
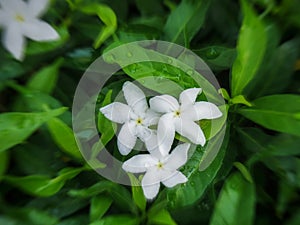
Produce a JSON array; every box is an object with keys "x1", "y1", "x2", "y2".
[
  {"x1": 28, "y1": 0, "x2": 49, "y2": 17},
  {"x1": 136, "y1": 126, "x2": 152, "y2": 141},
  {"x1": 175, "y1": 119, "x2": 206, "y2": 146},
  {"x1": 123, "y1": 81, "x2": 148, "y2": 115},
  {"x1": 22, "y1": 19, "x2": 59, "y2": 41},
  {"x1": 0, "y1": 9, "x2": 9, "y2": 26},
  {"x1": 0, "y1": 0, "x2": 27, "y2": 11},
  {"x1": 165, "y1": 143, "x2": 190, "y2": 170},
  {"x1": 162, "y1": 171, "x2": 188, "y2": 188},
  {"x1": 143, "y1": 109, "x2": 160, "y2": 126},
  {"x1": 179, "y1": 88, "x2": 202, "y2": 109},
  {"x1": 122, "y1": 155, "x2": 157, "y2": 173},
  {"x1": 117, "y1": 122, "x2": 137, "y2": 155},
  {"x1": 100, "y1": 102, "x2": 131, "y2": 124},
  {"x1": 157, "y1": 113, "x2": 175, "y2": 156},
  {"x1": 189, "y1": 102, "x2": 222, "y2": 120},
  {"x1": 142, "y1": 171, "x2": 161, "y2": 199},
  {"x1": 3, "y1": 23, "x2": 25, "y2": 60},
  {"x1": 150, "y1": 95, "x2": 179, "y2": 113},
  {"x1": 144, "y1": 131, "x2": 163, "y2": 159}
]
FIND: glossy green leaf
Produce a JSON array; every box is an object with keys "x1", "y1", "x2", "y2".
[
  {"x1": 166, "y1": 126, "x2": 229, "y2": 208},
  {"x1": 3, "y1": 167, "x2": 85, "y2": 197},
  {"x1": 128, "y1": 173, "x2": 146, "y2": 212},
  {"x1": 27, "y1": 58, "x2": 64, "y2": 94},
  {"x1": 90, "y1": 215, "x2": 139, "y2": 225},
  {"x1": 210, "y1": 172, "x2": 255, "y2": 225},
  {"x1": 239, "y1": 94, "x2": 300, "y2": 136},
  {"x1": 231, "y1": 0, "x2": 267, "y2": 97},
  {"x1": 194, "y1": 46, "x2": 236, "y2": 70},
  {"x1": 229, "y1": 95, "x2": 252, "y2": 107},
  {"x1": 47, "y1": 117, "x2": 83, "y2": 160},
  {"x1": 80, "y1": 3, "x2": 117, "y2": 48},
  {"x1": 90, "y1": 195, "x2": 113, "y2": 222},
  {"x1": 148, "y1": 209, "x2": 177, "y2": 225},
  {"x1": 0, "y1": 107, "x2": 67, "y2": 153},
  {"x1": 164, "y1": 0, "x2": 211, "y2": 45}
]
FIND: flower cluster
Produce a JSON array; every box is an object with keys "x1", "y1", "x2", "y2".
[
  {"x1": 100, "y1": 81, "x2": 222, "y2": 199},
  {"x1": 0, "y1": 0, "x2": 60, "y2": 60}
]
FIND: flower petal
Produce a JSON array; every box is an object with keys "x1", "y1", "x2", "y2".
[
  {"x1": 3, "y1": 23, "x2": 25, "y2": 60},
  {"x1": 0, "y1": 0, "x2": 27, "y2": 11},
  {"x1": 143, "y1": 109, "x2": 160, "y2": 126},
  {"x1": 117, "y1": 122, "x2": 137, "y2": 155},
  {"x1": 28, "y1": 0, "x2": 49, "y2": 17},
  {"x1": 122, "y1": 155, "x2": 157, "y2": 173},
  {"x1": 123, "y1": 81, "x2": 148, "y2": 115},
  {"x1": 22, "y1": 19, "x2": 59, "y2": 41},
  {"x1": 142, "y1": 171, "x2": 161, "y2": 199},
  {"x1": 100, "y1": 102, "x2": 131, "y2": 124},
  {"x1": 157, "y1": 113, "x2": 175, "y2": 156},
  {"x1": 144, "y1": 131, "x2": 163, "y2": 159},
  {"x1": 136, "y1": 126, "x2": 152, "y2": 142},
  {"x1": 179, "y1": 88, "x2": 202, "y2": 109},
  {"x1": 165, "y1": 143, "x2": 190, "y2": 170},
  {"x1": 175, "y1": 119, "x2": 206, "y2": 146},
  {"x1": 184, "y1": 102, "x2": 222, "y2": 121},
  {"x1": 162, "y1": 171, "x2": 188, "y2": 188},
  {"x1": 150, "y1": 95, "x2": 179, "y2": 113}
]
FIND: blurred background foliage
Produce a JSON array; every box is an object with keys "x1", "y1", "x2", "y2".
[{"x1": 0, "y1": 0, "x2": 300, "y2": 224}]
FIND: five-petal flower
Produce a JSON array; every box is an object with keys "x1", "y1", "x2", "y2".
[
  {"x1": 122, "y1": 143, "x2": 190, "y2": 199},
  {"x1": 100, "y1": 81, "x2": 159, "y2": 155},
  {"x1": 0, "y1": 0, "x2": 59, "y2": 60},
  {"x1": 150, "y1": 88, "x2": 222, "y2": 152}
]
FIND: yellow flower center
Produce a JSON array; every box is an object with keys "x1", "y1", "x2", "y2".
[
  {"x1": 174, "y1": 110, "x2": 181, "y2": 117},
  {"x1": 15, "y1": 14, "x2": 25, "y2": 22},
  {"x1": 136, "y1": 118, "x2": 143, "y2": 125},
  {"x1": 157, "y1": 162, "x2": 164, "y2": 169}
]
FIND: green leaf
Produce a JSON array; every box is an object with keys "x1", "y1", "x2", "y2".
[
  {"x1": 233, "y1": 162, "x2": 253, "y2": 183},
  {"x1": 0, "y1": 107, "x2": 67, "y2": 153},
  {"x1": 90, "y1": 215, "x2": 139, "y2": 225},
  {"x1": 148, "y1": 209, "x2": 177, "y2": 225},
  {"x1": 68, "y1": 181, "x2": 137, "y2": 213},
  {"x1": 128, "y1": 173, "x2": 146, "y2": 212},
  {"x1": 90, "y1": 195, "x2": 113, "y2": 222},
  {"x1": 0, "y1": 208, "x2": 59, "y2": 225},
  {"x1": 166, "y1": 126, "x2": 229, "y2": 208},
  {"x1": 210, "y1": 172, "x2": 255, "y2": 225},
  {"x1": 231, "y1": 0, "x2": 267, "y2": 97},
  {"x1": 238, "y1": 94, "x2": 300, "y2": 136},
  {"x1": 0, "y1": 151, "x2": 9, "y2": 179},
  {"x1": 80, "y1": 3, "x2": 117, "y2": 48},
  {"x1": 47, "y1": 117, "x2": 83, "y2": 161},
  {"x1": 229, "y1": 95, "x2": 252, "y2": 107},
  {"x1": 194, "y1": 46, "x2": 236, "y2": 70},
  {"x1": 3, "y1": 167, "x2": 85, "y2": 197},
  {"x1": 27, "y1": 58, "x2": 64, "y2": 94},
  {"x1": 164, "y1": 0, "x2": 211, "y2": 45}
]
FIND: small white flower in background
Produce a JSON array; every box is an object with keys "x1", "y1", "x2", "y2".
[
  {"x1": 150, "y1": 88, "x2": 222, "y2": 152},
  {"x1": 0, "y1": 0, "x2": 60, "y2": 60},
  {"x1": 122, "y1": 143, "x2": 190, "y2": 199},
  {"x1": 100, "y1": 82, "x2": 160, "y2": 155}
]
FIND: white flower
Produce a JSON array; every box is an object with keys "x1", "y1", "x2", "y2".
[
  {"x1": 122, "y1": 143, "x2": 190, "y2": 199},
  {"x1": 100, "y1": 81, "x2": 159, "y2": 155},
  {"x1": 150, "y1": 88, "x2": 222, "y2": 152},
  {"x1": 0, "y1": 0, "x2": 59, "y2": 60}
]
